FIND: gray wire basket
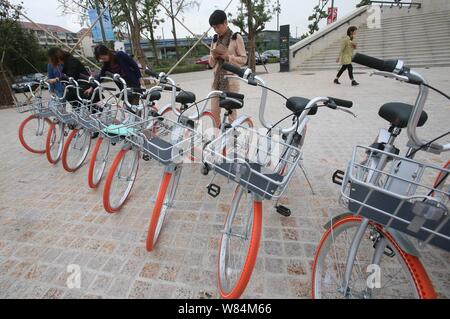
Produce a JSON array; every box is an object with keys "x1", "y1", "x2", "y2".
[
  {"x1": 341, "y1": 145, "x2": 450, "y2": 252},
  {"x1": 48, "y1": 99, "x2": 78, "y2": 125},
  {"x1": 126, "y1": 117, "x2": 202, "y2": 165},
  {"x1": 90, "y1": 108, "x2": 144, "y2": 143},
  {"x1": 16, "y1": 97, "x2": 53, "y2": 117},
  {"x1": 203, "y1": 125, "x2": 302, "y2": 200}
]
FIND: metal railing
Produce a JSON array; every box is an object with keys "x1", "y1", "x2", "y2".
[
  {"x1": 370, "y1": 1, "x2": 422, "y2": 9},
  {"x1": 292, "y1": 1, "x2": 422, "y2": 58}
]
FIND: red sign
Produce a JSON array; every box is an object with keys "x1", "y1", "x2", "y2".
[{"x1": 327, "y1": 7, "x2": 338, "y2": 24}]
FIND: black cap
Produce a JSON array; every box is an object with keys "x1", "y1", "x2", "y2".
[{"x1": 209, "y1": 10, "x2": 227, "y2": 26}]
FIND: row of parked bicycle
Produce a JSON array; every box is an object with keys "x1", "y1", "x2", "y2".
[{"x1": 16, "y1": 53, "x2": 449, "y2": 299}]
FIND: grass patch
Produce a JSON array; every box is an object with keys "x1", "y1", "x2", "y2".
[{"x1": 154, "y1": 63, "x2": 207, "y2": 74}]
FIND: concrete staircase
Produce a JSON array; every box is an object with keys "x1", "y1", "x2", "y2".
[{"x1": 297, "y1": 10, "x2": 450, "y2": 71}]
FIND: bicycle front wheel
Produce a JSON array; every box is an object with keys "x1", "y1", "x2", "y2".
[
  {"x1": 88, "y1": 137, "x2": 110, "y2": 189},
  {"x1": 146, "y1": 168, "x2": 181, "y2": 251},
  {"x1": 311, "y1": 214, "x2": 436, "y2": 299},
  {"x1": 45, "y1": 122, "x2": 64, "y2": 164},
  {"x1": 102, "y1": 148, "x2": 140, "y2": 213},
  {"x1": 18, "y1": 115, "x2": 51, "y2": 154},
  {"x1": 218, "y1": 186, "x2": 262, "y2": 299},
  {"x1": 62, "y1": 128, "x2": 92, "y2": 172}
]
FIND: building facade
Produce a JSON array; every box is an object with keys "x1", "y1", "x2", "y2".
[{"x1": 20, "y1": 21, "x2": 79, "y2": 51}]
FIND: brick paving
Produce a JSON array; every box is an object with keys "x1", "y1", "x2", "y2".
[{"x1": 1, "y1": 64, "x2": 449, "y2": 298}]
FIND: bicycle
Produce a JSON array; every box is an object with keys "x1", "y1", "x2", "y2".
[
  {"x1": 17, "y1": 80, "x2": 53, "y2": 154},
  {"x1": 203, "y1": 63, "x2": 355, "y2": 299},
  {"x1": 94, "y1": 72, "x2": 164, "y2": 213},
  {"x1": 87, "y1": 70, "x2": 180, "y2": 190},
  {"x1": 312, "y1": 53, "x2": 450, "y2": 299},
  {"x1": 141, "y1": 68, "x2": 254, "y2": 252},
  {"x1": 60, "y1": 76, "x2": 114, "y2": 172},
  {"x1": 45, "y1": 76, "x2": 94, "y2": 165}
]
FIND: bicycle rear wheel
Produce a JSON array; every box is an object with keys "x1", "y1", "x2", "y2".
[
  {"x1": 311, "y1": 214, "x2": 436, "y2": 299},
  {"x1": 146, "y1": 168, "x2": 182, "y2": 251},
  {"x1": 18, "y1": 115, "x2": 51, "y2": 154},
  {"x1": 45, "y1": 122, "x2": 64, "y2": 164},
  {"x1": 88, "y1": 137, "x2": 110, "y2": 189},
  {"x1": 102, "y1": 148, "x2": 140, "y2": 213},
  {"x1": 62, "y1": 128, "x2": 92, "y2": 172},
  {"x1": 218, "y1": 186, "x2": 262, "y2": 299}
]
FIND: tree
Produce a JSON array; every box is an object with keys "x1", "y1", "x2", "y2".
[
  {"x1": 141, "y1": 0, "x2": 164, "y2": 66},
  {"x1": 0, "y1": 1, "x2": 47, "y2": 107},
  {"x1": 301, "y1": 0, "x2": 329, "y2": 40},
  {"x1": 230, "y1": 0, "x2": 278, "y2": 72},
  {"x1": 0, "y1": 2, "x2": 47, "y2": 76},
  {"x1": 57, "y1": 0, "x2": 148, "y2": 67},
  {"x1": 160, "y1": 0, "x2": 199, "y2": 61}
]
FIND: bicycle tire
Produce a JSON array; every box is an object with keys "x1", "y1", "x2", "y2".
[{"x1": 311, "y1": 214, "x2": 436, "y2": 299}]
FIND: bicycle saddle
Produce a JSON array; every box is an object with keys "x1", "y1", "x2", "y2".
[
  {"x1": 176, "y1": 91, "x2": 196, "y2": 105},
  {"x1": 286, "y1": 97, "x2": 317, "y2": 116},
  {"x1": 378, "y1": 102, "x2": 428, "y2": 128},
  {"x1": 220, "y1": 92, "x2": 244, "y2": 110}
]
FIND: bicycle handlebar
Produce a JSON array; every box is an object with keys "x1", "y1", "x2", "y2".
[
  {"x1": 221, "y1": 63, "x2": 354, "y2": 134},
  {"x1": 353, "y1": 52, "x2": 449, "y2": 154},
  {"x1": 352, "y1": 53, "x2": 404, "y2": 74}
]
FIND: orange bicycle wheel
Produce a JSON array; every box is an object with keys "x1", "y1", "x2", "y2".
[{"x1": 311, "y1": 214, "x2": 436, "y2": 299}]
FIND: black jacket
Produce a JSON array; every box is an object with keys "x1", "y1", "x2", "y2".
[{"x1": 62, "y1": 55, "x2": 97, "y2": 104}]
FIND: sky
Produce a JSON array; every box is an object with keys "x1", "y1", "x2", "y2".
[{"x1": 10, "y1": 0, "x2": 361, "y2": 38}]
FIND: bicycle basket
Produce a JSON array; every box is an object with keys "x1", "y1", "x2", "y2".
[
  {"x1": 204, "y1": 125, "x2": 302, "y2": 200},
  {"x1": 15, "y1": 100, "x2": 34, "y2": 114},
  {"x1": 73, "y1": 104, "x2": 103, "y2": 130},
  {"x1": 90, "y1": 108, "x2": 144, "y2": 141},
  {"x1": 48, "y1": 99, "x2": 77, "y2": 125},
  {"x1": 341, "y1": 145, "x2": 450, "y2": 252},
  {"x1": 126, "y1": 117, "x2": 202, "y2": 165}
]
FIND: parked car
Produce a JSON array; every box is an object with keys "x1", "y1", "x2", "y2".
[
  {"x1": 11, "y1": 75, "x2": 38, "y2": 93},
  {"x1": 195, "y1": 55, "x2": 212, "y2": 69},
  {"x1": 262, "y1": 50, "x2": 280, "y2": 59},
  {"x1": 255, "y1": 52, "x2": 268, "y2": 65}
]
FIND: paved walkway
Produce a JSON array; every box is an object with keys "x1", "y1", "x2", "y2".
[{"x1": 0, "y1": 64, "x2": 449, "y2": 298}]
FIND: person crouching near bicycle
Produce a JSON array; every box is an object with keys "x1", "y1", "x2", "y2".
[
  {"x1": 209, "y1": 10, "x2": 247, "y2": 124},
  {"x1": 47, "y1": 47, "x2": 101, "y2": 108},
  {"x1": 90, "y1": 44, "x2": 145, "y2": 107}
]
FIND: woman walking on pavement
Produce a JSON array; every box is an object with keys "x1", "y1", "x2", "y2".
[{"x1": 334, "y1": 26, "x2": 359, "y2": 86}]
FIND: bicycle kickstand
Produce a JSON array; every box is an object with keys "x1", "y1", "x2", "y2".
[{"x1": 298, "y1": 163, "x2": 316, "y2": 196}]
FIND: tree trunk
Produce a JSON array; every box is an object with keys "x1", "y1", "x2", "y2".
[
  {"x1": 169, "y1": 0, "x2": 181, "y2": 60},
  {"x1": 0, "y1": 64, "x2": 14, "y2": 109},
  {"x1": 247, "y1": 1, "x2": 256, "y2": 72},
  {"x1": 149, "y1": 25, "x2": 159, "y2": 66},
  {"x1": 127, "y1": 0, "x2": 148, "y2": 67}
]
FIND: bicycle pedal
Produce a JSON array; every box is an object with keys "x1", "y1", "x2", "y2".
[
  {"x1": 276, "y1": 205, "x2": 291, "y2": 217},
  {"x1": 332, "y1": 169, "x2": 345, "y2": 186},
  {"x1": 207, "y1": 183, "x2": 220, "y2": 198}
]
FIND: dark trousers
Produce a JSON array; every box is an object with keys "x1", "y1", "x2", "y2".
[{"x1": 336, "y1": 64, "x2": 354, "y2": 80}]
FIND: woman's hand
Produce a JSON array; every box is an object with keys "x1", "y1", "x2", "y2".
[
  {"x1": 336, "y1": 57, "x2": 340, "y2": 63},
  {"x1": 84, "y1": 87, "x2": 93, "y2": 96},
  {"x1": 220, "y1": 52, "x2": 230, "y2": 62}
]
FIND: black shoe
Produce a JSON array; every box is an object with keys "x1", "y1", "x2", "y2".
[
  {"x1": 352, "y1": 80, "x2": 360, "y2": 86},
  {"x1": 142, "y1": 154, "x2": 150, "y2": 161},
  {"x1": 334, "y1": 79, "x2": 341, "y2": 85},
  {"x1": 91, "y1": 132, "x2": 99, "y2": 139}
]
